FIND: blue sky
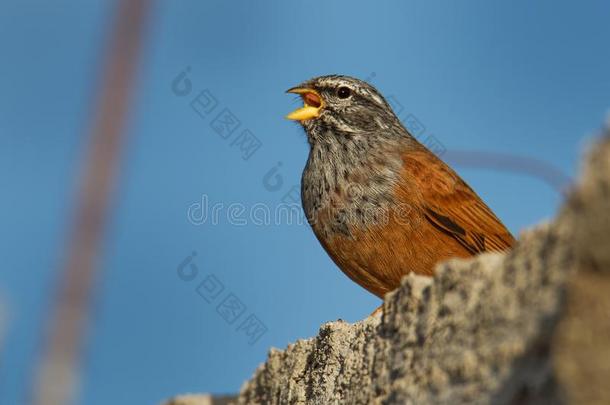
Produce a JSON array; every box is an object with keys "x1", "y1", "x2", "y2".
[{"x1": 1, "y1": 1, "x2": 609, "y2": 404}]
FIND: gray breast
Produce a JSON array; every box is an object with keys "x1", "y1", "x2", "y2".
[{"x1": 301, "y1": 133, "x2": 403, "y2": 239}]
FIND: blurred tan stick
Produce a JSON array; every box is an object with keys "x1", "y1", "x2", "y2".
[{"x1": 31, "y1": 1, "x2": 151, "y2": 404}]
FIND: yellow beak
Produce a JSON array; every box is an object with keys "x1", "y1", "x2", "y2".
[{"x1": 285, "y1": 87, "x2": 324, "y2": 121}]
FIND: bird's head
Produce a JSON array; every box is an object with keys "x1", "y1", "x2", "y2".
[{"x1": 286, "y1": 75, "x2": 401, "y2": 143}]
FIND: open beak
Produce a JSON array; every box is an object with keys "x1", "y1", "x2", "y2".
[{"x1": 285, "y1": 87, "x2": 324, "y2": 121}]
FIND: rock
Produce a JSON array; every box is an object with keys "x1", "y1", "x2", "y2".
[
  {"x1": 164, "y1": 132, "x2": 610, "y2": 405},
  {"x1": 552, "y1": 131, "x2": 610, "y2": 405},
  {"x1": 237, "y1": 223, "x2": 572, "y2": 405}
]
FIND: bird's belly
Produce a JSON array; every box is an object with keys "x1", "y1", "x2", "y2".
[{"x1": 313, "y1": 208, "x2": 470, "y2": 298}]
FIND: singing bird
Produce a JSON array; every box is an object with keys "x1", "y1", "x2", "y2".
[{"x1": 286, "y1": 75, "x2": 515, "y2": 300}]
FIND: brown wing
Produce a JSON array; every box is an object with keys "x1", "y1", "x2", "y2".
[{"x1": 401, "y1": 148, "x2": 515, "y2": 255}]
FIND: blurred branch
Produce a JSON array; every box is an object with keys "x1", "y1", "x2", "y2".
[{"x1": 30, "y1": 1, "x2": 152, "y2": 404}]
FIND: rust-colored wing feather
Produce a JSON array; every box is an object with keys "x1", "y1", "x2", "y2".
[{"x1": 402, "y1": 148, "x2": 515, "y2": 255}]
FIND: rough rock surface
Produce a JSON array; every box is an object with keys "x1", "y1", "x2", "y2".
[
  {"x1": 163, "y1": 132, "x2": 610, "y2": 405},
  {"x1": 552, "y1": 131, "x2": 610, "y2": 405}
]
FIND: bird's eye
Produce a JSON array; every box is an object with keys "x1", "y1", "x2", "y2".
[{"x1": 337, "y1": 86, "x2": 351, "y2": 99}]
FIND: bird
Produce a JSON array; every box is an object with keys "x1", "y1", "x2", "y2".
[{"x1": 285, "y1": 75, "x2": 515, "y2": 302}]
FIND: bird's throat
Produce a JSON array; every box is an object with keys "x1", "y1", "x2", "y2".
[{"x1": 301, "y1": 135, "x2": 403, "y2": 239}]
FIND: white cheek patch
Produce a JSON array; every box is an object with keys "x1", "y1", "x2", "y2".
[
  {"x1": 375, "y1": 117, "x2": 389, "y2": 129},
  {"x1": 365, "y1": 89, "x2": 384, "y2": 106},
  {"x1": 326, "y1": 114, "x2": 357, "y2": 133}
]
